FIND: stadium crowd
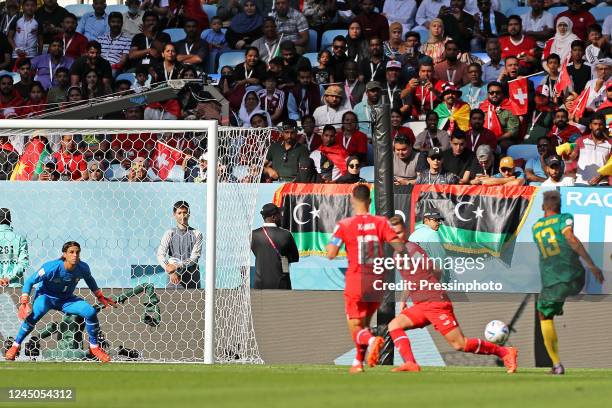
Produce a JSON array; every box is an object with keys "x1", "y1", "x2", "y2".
[{"x1": 0, "y1": 0, "x2": 610, "y2": 185}]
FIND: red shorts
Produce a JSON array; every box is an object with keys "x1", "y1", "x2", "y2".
[
  {"x1": 344, "y1": 295, "x2": 380, "y2": 320},
  {"x1": 401, "y1": 301, "x2": 459, "y2": 336}
]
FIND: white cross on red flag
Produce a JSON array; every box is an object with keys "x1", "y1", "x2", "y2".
[
  {"x1": 153, "y1": 141, "x2": 184, "y2": 180},
  {"x1": 508, "y1": 77, "x2": 528, "y2": 115}
]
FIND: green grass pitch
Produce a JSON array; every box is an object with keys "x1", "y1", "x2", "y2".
[{"x1": 1, "y1": 363, "x2": 612, "y2": 408}]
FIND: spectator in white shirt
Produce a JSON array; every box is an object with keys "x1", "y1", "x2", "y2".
[
  {"x1": 521, "y1": 0, "x2": 554, "y2": 47},
  {"x1": 464, "y1": 0, "x2": 499, "y2": 15},
  {"x1": 7, "y1": 0, "x2": 40, "y2": 58},
  {"x1": 382, "y1": 0, "x2": 417, "y2": 34},
  {"x1": 415, "y1": 0, "x2": 449, "y2": 30},
  {"x1": 540, "y1": 155, "x2": 574, "y2": 186},
  {"x1": 604, "y1": 14, "x2": 612, "y2": 40},
  {"x1": 121, "y1": 0, "x2": 144, "y2": 39}
]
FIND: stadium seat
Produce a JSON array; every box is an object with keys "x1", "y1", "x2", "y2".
[
  {"x1": 203, "y1": 4, "x2": 217, "y2": 19},
  {"x1": 414, "y1": 26, "x2": 429, "y2": 44},
  {"x1": 308, "y1": 29, "x2": 318, "y2": 53},
  {"x1": 105, "y1": 163, "x2": 128, "y2": 181},
  {"x1": 528, "y1": 74, "x2": 545, "y2": 88},
  {"x1": 0, "y1": 70, "x2": 20, "y2": 84},
  {"x1": 406, "y1": 121, "x2": 426, "y2": 136},
  {"x1": 65, "y1": 4, "x2": 94, "y2": 19},
  {"x1": 548, "y1": 6, "x2": 568, "y2": 17},
  {"x1": 507, "y1": 144, "x2": 538, "y2": 163},
  {"x1": 303, "y1": 52, "x2": 318, "y2": 67},
  {"x1": 321, "y1": 29, "x2": 347, "y2": 50},
  {"x1": 499, "y1": 0, "x2": 518, "y2": 14},
  {"x1": 590, "y1": 6, "x2": 611, "y2": 23},
  {"x1": 506, "y1": 6, "x2": 531, "y2": 16},
  {"x1": 163, "y1": 28, "x2": 187, "y2": 42},
  {"x1": 107, "y1": 4, "x2": 128, "y2": 14},
  {"x1": 217, "y1": 51, "x2": 246, "y2": 73},
  {"x1": 360, "y1": 166, "x2": 374, "y2": 182},
  {"x1": 115, "y1": 72, "x2": 136, "y2": 84}
]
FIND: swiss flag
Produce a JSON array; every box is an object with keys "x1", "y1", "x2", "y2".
[
  {"x1": 153, "y1": 141, "x2": 184, "y2": 180},
  {"x1": 508, "y1": 77, "x2": 529, "y2": 115},
  {"x1": 555, "y1": 55, "x2": 572, "y2": 97}
]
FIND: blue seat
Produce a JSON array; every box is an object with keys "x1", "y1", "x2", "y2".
[
  {"x1": 308, "y1": 29, "x2": 318, "y2": 53},
  {"x1": 528, "y1": 74, "x2": 545, "y2": 88},
  {"x1": 303, "y1": 52, "x2": 318, "y2": 67},
  {"x1": 0, "y1": 70, "x2": 20, "y2": 84},
  {"x1": 590, "y1": 6, "x2": 611, "y2": 23},
  {"x1": 360, "y1": 166, "x2": 374, "y2": 182},
  {"x1": 115, "y1": 72, "x2": 136, "y2": 84},
  {"x1": 105, "y1": 164, "x2": 128, "y2": 181},
  {"x1": 217, "y1": 51, "x2": 246, "y2": 73},
  {"x1": 499, "y1": 0, "x2": 518, "y2": 14},
  {"x1": 65, "y1": 4, "x2": 94, "y2": 19},
  {"x1": 506, "y1": 6, "x2": 531, "y2": 16},
  {"x1": 414, "y1": 26, "x2": 429, "y2": 44},
  {"x1": 203, "y1": 4, "x2": 217, "y2": 19},
  {"x1": 507, "y1": 144, "x2": 538, "y2": 163},
  {"x1": 548, "y1": 6, "x2": 567, "y2": 17},
  {"x1": 472, "y1": 52, "x2": 490, "y2": 64},
  {"x1": 107, "y1": 4, "x2": 128, "y2": 14},
  {"x1": 163, "y1": 28, "x2": 187, "y2": 42},
  {"x1": 321, "y1": 29, "x2": 347, "y2": 50}
]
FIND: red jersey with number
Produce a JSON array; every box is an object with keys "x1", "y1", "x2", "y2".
[{"x1": 331, "y1": 214, "x2": 398, "y2": 298}]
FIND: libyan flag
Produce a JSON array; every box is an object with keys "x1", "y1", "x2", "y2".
[
  {"x1": 410, "y1": 184, "x2": 537, "y2": 258},
  {"x1": 273, "y1": 183, "x2": 373, "y2": 256}
]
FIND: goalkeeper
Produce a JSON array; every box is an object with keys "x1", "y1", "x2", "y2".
[{"x1": 4, "y1": 241, "x2": 116, "y2": 362}]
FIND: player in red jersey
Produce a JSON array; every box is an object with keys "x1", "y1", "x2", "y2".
[
  {"x1": 388, "y1": 212, "x2": 518, "y2": 373},
  {"x1": 326, "y1": 184, "x2": 405, "y2": 374}
]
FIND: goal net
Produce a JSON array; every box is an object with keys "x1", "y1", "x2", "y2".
[{"x1": 0, "y1": 120, "x2": 270, "y2": 364}]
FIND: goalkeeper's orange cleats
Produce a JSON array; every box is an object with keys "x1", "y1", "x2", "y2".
[
  {"x1": 503, "y1": 347, "x2": 518, "y2": 374},
  {"x1": 349, "y1": 363, "x2": 364, "y2": 374},
  {"x1": 391, "y1": 361, "x2": 421, "y2": 372},
  {"x1": 90, "y1": 346, "x2": 111, "y2": 363},
  {"x1": 5, "y1": 344, "x2": 19, "y2": 361},
  {"x1": 366, "y1": 336, "x2": 384, "y2": 367}
]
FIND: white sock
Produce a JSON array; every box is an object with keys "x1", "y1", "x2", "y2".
[
  {"x1": 12, "y1": 342, "x2": 19, "y2": 347},
  {"x1": 352, "y1": 358, "x2": 362, "y2": 367},
  {"x1": 368, "y1": 336, "x2": 376, "y2": 347},
  {"x1": 90, "y1": 344, "x2": 99, "y2": 349}
]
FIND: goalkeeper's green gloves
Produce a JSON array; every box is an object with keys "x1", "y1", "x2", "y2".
[
  {"x1": 18, "y1": 294, "x2": 31, "y2": 320},
  {"x1": 94, "y1": 289, "x2": 117, "y2": 308}
]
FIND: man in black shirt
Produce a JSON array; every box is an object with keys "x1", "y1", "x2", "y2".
[
  {"x1": 175, "y1": 18, "x2": 208, "y2": 72},
  {"x1": 442, "y1": 132, "x2": 474, "y2": 184},
  {"x1": 567, "y1": 40, "x2": 591, "y2": 95},
  {"x1": 359, "y1": 37, "x2": 387, "y2": 84},
  {"x1": 263, "y1": 120, "x2": 309, "y2": 181},
  {"x1": 329, "y1": 35, "x2": 348, "y2": 83},
  {"x1": 128, "y1": 11, "x2": 171, "y2": 69},
  {"x1": 36, "y1": 0, "x2": 67, "y2": 46},
  {"x1": 251, "y1": 203, "x2": 299, "y2": 290},
  {"x1": 70, "y1": 40, "x2": 112, "y2": 92}
]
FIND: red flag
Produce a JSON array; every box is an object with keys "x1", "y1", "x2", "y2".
[
  {"x1": 153, "y1": 141, "x2": 184, "y2": 180},
  {"x1": 555, "y1": 56, "x2": 572, "y2": 97},
  {"x1": 571, "y1": 87, "x2": 590, "y2": 120},
  {"x1": 508, "y1": 77, "x2": 529, "y2": 115}
]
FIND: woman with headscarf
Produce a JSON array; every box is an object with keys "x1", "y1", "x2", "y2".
[
  {"x1": 384, "y1": 22, "x2": 407, "y2": 60},
  {"x1": 237, "y1": 89, "x2": 271, "y2": 127},
  {"x1": 335, "y1": 155, "x2": 366, "y2": 183},
  {"x1": 419, "y1": 18, "x2": 448, "y2": 65},
  {"x1": 225, "y1": 0, "x2": 264, "y2": 50},
  {"x1": 294, "y1": 157, "x2": 323, "y2": 183},
  {"x1": 346, "y1": 21, "x2": 370, "y2": 64},
  {"x1": 542, "y1": 17, "x2": 579, "y2": 64}
]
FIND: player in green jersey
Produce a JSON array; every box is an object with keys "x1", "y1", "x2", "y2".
[{"x1": 532, "y1": 190, "x2": 604, "y2": 375}]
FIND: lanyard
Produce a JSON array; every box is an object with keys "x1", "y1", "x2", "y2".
[
  {"x1": 3, "y1": 14, "x2": 15, "y2": 34},
  {"x1": 345, "y1": 80, "x2": 357, "y2": 105},
  {"x1": 185, "y1": 42, "x2": 194, "y2": 55},
  {"x1": 468, "y1": 86, "x2": 481, "y2": 108},
  {"x1": 470, "y1": 132, "x2": 480, "y2": 149},
  {"x1": 487, "y1": 105, "x2": 494, "y2": 129},
  {"x1": 446, "y1": 69, "x2": 455, "y2": 83},
  {"x1": 388, "y1": 86, "x2": 397, "y2": 106},
  {"x1": 304, "y1": 134, "x2": 314, "y2": 150},
  {"x1": 342, "y1": 134, "x2": 351, "y2": 149},
  {"x1": 528, "y1": 112, "x2": 543, "y2": 136},
  {"x1": 245, "y1": 65, "x2": 253, "y2": 79},
  {"x1": 427, "y1": 172, "x2": 441, "y2": 185},
  {"x1": 420, "y1": 86, "x2": 434, "y2": 111},
  {"x1": 164, "y1": 63, "x2": 174, "y2": 81},
  {"x1": 63, "y1": 35, "x2": 74, "y2": 56},
  {"x1": 264, "y1": 41, "x2": 277, "y2": 62},
  {"x1": 370, "y1": 62, "x2": 380, "y2": 81},
  {"x1": 326, "y1": 106, "x2": 334, "y2": 124},
  {"x1": 145, "y1": 36, "x2": 151, "y2": 49},
  {"x1": 299, "y1": 88, "x2": 308, "y2": 116},
  {"x1": 48, "y1": 57, "x2": 59, "y2": 84},
  {"x1": 60, "y1": 153, "x2": 74, "y2": 174}
]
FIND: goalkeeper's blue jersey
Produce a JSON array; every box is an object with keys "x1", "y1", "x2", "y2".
[{"x1": 23, "y1": 259, "x2": 99, "y2": 299}]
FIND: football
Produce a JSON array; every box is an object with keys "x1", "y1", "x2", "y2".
[{"x1": 484, "y1": 320, "x2": 510, "y2": 344}]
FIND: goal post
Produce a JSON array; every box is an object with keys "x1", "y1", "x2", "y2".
[{"x1": 0, "y1": 119, "x2": 269, "y2": 364}]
